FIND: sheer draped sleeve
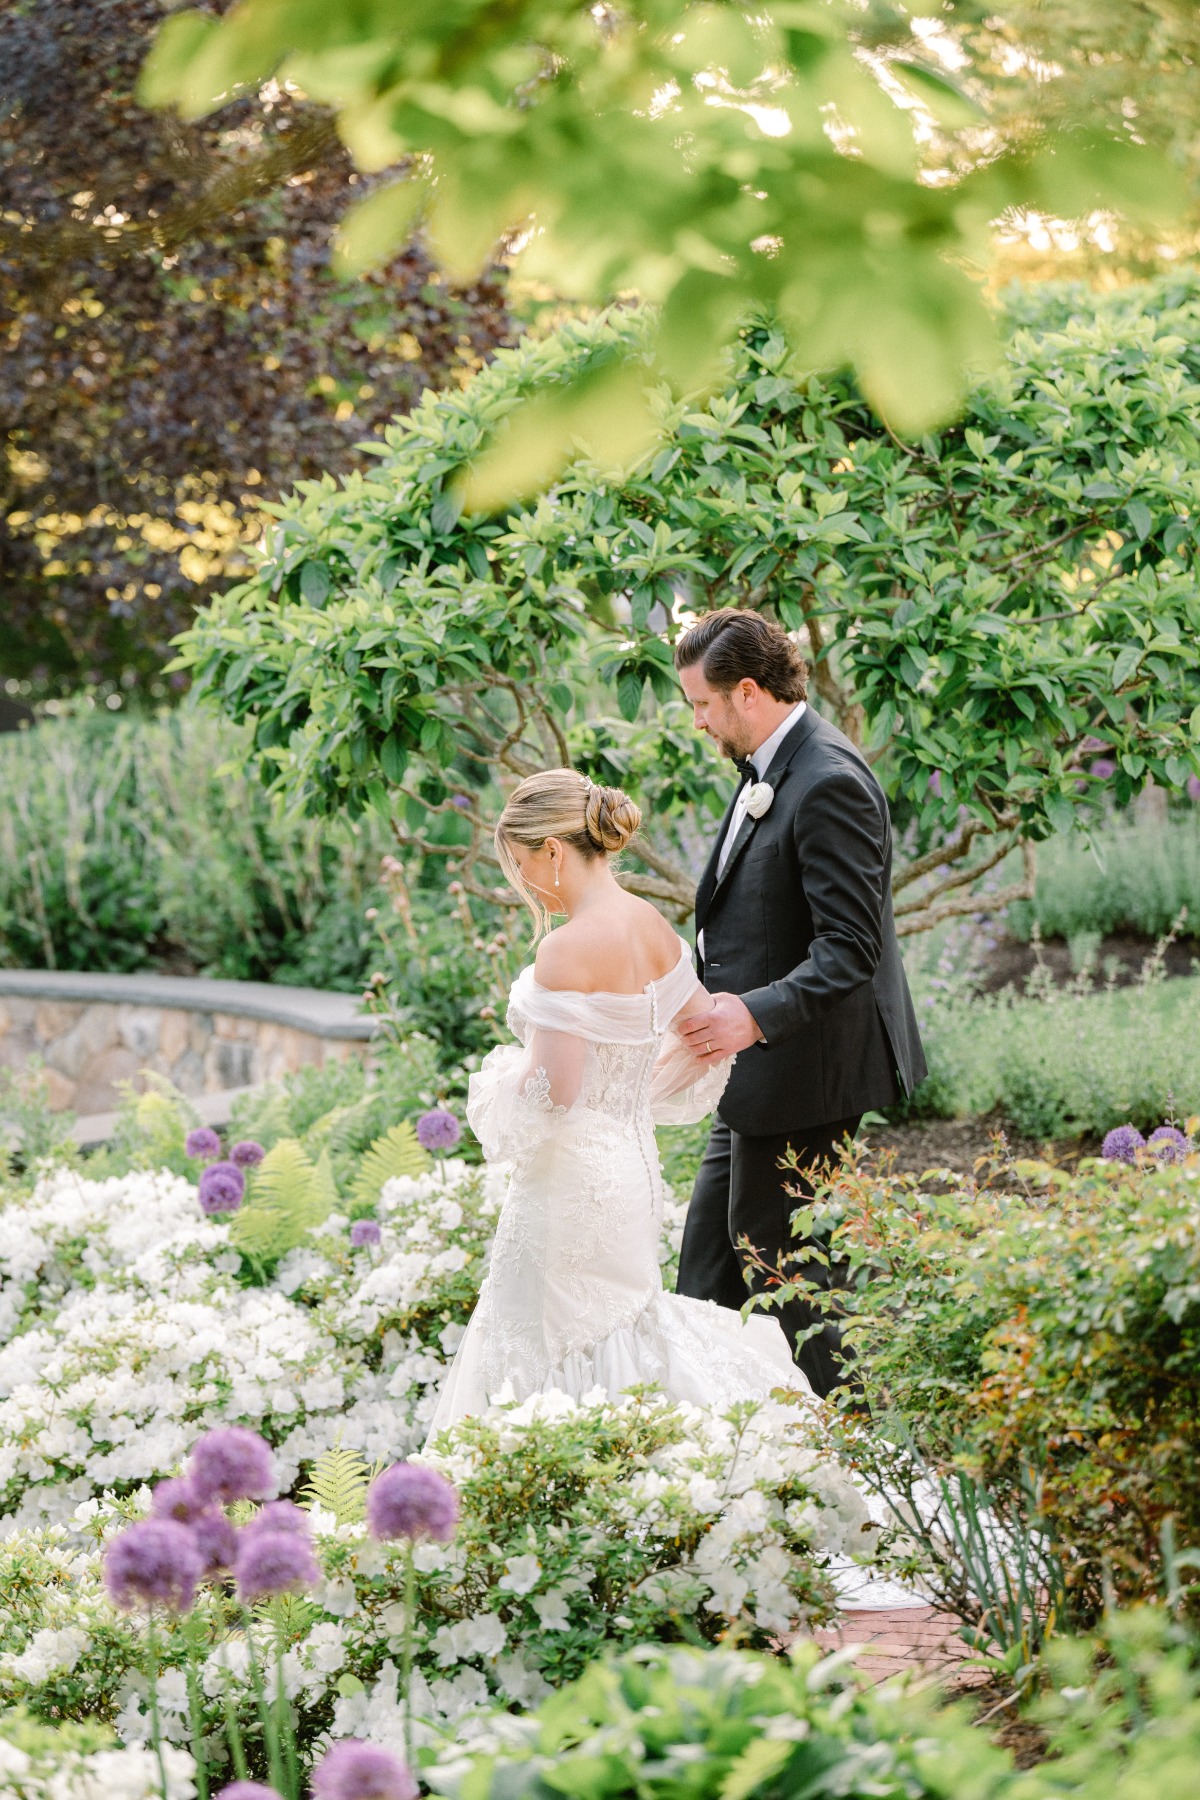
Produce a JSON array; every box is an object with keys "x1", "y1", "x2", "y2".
[
  {"x1": 648, "y1": 962, "x2": 735, "y2": 1125},
  {"x1": 465, "y1": 939, "x2": 734, "y2": 1156},
  {"x1": 465, "y1": 977, "x2": 591, "y2": 1163}
]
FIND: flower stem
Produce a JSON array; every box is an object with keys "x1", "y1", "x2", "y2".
[
  {"x1": 277, "y1": 1647, "x2": 299, "y2": 1800},
  {"x1": 403, "y1": 1539, "x2": 416, "y2": 1772},
  {"x1": 243, "y1": 1611, "x2": 286, "y2": 1794},
  {"x1": 146, "y1": 1612, "x2": 170, "y2": 1800},
  {"x1": 221, "y1": 1672, "x2": 248, "y2": 1782},
  {"x1": 184, "y1": 1618, "x2": 210, "y2": 1800}
]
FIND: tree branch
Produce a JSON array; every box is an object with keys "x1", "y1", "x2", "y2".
[{"x1": 895, "y1": 843, "x2": 1037, "y2": 937}]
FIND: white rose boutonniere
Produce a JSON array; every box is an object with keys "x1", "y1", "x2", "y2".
[{"x1": 744, "y1": 781, "x2": 775, "y2": 820}]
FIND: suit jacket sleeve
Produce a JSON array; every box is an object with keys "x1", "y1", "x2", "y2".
[{"x1": 739, "y1": 767, "x2": 886, "y2": 1045}]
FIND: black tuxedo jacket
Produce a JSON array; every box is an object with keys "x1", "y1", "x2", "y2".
[{"x1": 695, "y1": 707, "x2": 927, "y2": 1136}]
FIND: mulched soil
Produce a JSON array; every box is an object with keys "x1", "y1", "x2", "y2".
[
  {"x1": 859, "y1": 1112, "x2": 1100, "y2": 1177},
  {"x1": 977, "y1": 930, "x2": 1198, "y2": 994}
]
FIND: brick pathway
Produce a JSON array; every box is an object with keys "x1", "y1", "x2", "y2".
[{"x1": 810, "y1": 1607, "x2": 988, "y2": 1689}]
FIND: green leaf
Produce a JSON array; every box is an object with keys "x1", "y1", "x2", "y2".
[
  {"x1": 617, "y1": 671, "x2": 645, "y2": 722},
  {"x1": 1044, "y1": 792, "x2": 1075, "y2": 835},
  {"x1": 229, "y1": 1138, "x2": 337, "y2": 1263},
  {"x1": 136, "y1": 11, "x2": 218, "y2": 109},
  {"x1": 301, "y1": 1444, "x2": 383, "y2": 1527},
  {"x1": 300, "y1": 561, "x2": 332, "y2": 607},
  {"x1": 1125, "y1": 500, "x2": 1153, "y2": 542},
  {"x1": 379, "y1": 731, "x2": 407, "y2": 783},
  {"x1": 334, "y1": 177, "x2": 431, "y2": 278},
  {"x1": 350, "y1": 1121, "x2": 429, "y2": 1210},
  {"x1": 1112, "y1": 644, "x2": 1143, "y2": 689}
]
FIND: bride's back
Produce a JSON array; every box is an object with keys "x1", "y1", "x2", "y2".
[{"x1": 535, "y1": 892, "x2": 682, "y2": 996}]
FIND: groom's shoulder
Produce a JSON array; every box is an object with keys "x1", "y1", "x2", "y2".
[{"x1": 798, "y1": 710, "x2": 879, "y2": 789}]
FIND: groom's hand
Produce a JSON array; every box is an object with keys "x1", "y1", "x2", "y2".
[{"x1": 677, "y1": 991, "x2": 765, "y2": 1062}]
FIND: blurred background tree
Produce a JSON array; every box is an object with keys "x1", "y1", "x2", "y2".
[{"x1": 0, "y1": 0, "x2": 513, "y2": 702}]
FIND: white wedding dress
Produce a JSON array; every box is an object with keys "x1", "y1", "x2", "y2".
[{"x1": 426, "y1": 934, "x2": 804, "y2": 1438}]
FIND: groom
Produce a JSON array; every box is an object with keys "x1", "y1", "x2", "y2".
[{"x1": 673, "y1": 609, "x2": 927, "y2": 1396}]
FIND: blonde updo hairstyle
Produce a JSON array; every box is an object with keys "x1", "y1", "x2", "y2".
[{"x1": 495, "y1": 768, "x2": 642, "y2": 937}]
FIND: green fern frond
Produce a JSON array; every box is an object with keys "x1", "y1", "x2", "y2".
[
  {"x1": 254, "y1": 1591, "x2": 318, "y2": 1643},
  {"x1": 231, "y1": 1085, "x2": 293, "y2": 1152},
  {"x1": 300, "y1": 1103, "x2": 355, "y2": 1157},
  {"x1": 300, "y1": 1444, "x2": 382, "y2": 1527},
  {"x1": 229, "y1": 1138, "x2": 338, "y2": 1262},
  {"x1": 351, "y1": 1121, "x2": 429, "y2": 1210}
]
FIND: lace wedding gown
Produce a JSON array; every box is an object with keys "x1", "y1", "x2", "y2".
[{"x1": 426, "y1": 935, "x2": 804, "y2": 1439}]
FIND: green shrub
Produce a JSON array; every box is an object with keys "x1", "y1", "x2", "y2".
[
  {"x1": 433, "y1": 1609, "x2": 1200, "y2": 1800},
  {"x1": 903, "y1": 968, "x2": 1200, "y2": 1139},
  {"x1": 791, "y1": 1153, "x2": 1200, "y2": 1625},
  {"x1": 0, "y1": 707, "x2": 389, "y2": 986},
  {"x1": 1010, "y1": 811, "x2": 1200, "y2": 944}
]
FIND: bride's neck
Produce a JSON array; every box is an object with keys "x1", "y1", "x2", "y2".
[{"x1": 558, "y1": 861, "x2": 622, "y2": 919}]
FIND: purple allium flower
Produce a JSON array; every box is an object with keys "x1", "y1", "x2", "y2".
[
  {"x1": 1090, "y1": 758, "x2": 1116, "y2": 780},
  {"x1": 927, "y1": 770, "x2": 942, "y2": 798},
  {"x1": 1148, "y1": 1126, "x2": 1194, "y2": 1164},
  {"x1": 189, "y1": 1426, "x2": 275, "y2": 1506},
  {"x1": 186, "y1": 1126, "x2": 222, "y2": 1162},
  {"x1": 416, "y1": 1108, "x2": 461, "y2": 1152},
  {"x1": 190, "y1": 1506, "x2": 239, "y2": 1575},
  {"x1": 243, "y1": 1499, "x2": 312, "y2": 1540},
  {"x1": 449, "y1": 794, "x2": 473, "y2": 812},
  {"x1": 150, "y1": 1475, "x2": 204, "y2": 1524},
  {"x1": 214, "y1": 1785, "x2": 285, "y2": 1800},
  {"x1": 1101, "y1": 1124, "x2": 1145, "y2": 1164},
  {"x1": 198, "y1": 1160, "x2": 245, "y2": 1216},
  {"x1": 351, "y1": 1219, "x2": 382, "y2": 1248},
  {"x1": 230, "y1": 1139, "x2": 266, "y2": 1168},
  {"x1": 312, "y1": 1740, "x2": 418, "y2": 1800},
  {"x1": 103, "y1": 1518, "x2": 203, "y2": 1614},
  {"x1": 366, "y1": 1461, "x2": 459, "y2": 1544},
  {"x1": 233, "y1": 1526, "x2": 321, "y2": 1605},
  {"x1": 1189, "y1": 774, "x2": 1200, "y2": 803}
]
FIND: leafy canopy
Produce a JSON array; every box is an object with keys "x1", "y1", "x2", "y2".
[
  {"x1": 176, "y1": 276, "x2": 1200, "y2": 930},
  {"x1": 140, "y1": 0, "x2": 1178, "y2": 446}
]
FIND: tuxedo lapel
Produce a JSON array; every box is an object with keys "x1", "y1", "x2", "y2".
[
  {"x1": 695, "y1": 776, "x2": 747, "y2": 926},
  {"x1": 702, "y1": 707, "x2": 821, "y2": 909}
]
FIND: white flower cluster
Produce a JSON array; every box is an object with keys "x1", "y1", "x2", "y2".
[
  {"x1": 0, "y1": 1733, "x2": 195, "y2": 1800},
  {"x1": 0, "y1": 1145, "x2": 871, "y2": 1779},
  {"x1": 0, "y1": 1162, "x2": 506, "y2": 1528}
]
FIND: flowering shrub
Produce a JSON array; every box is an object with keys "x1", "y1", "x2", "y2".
[
  {"x1": 767, "y1": 1148, "x2": 1200, "y2": 1623},
  {"x1": 0, "y1": 1387, "x2": 862, "y2": 1784},
  {"x1": 0, "y1": 1125, "x2": 872, "y2": 1788},
  {"x1": 0, "y1": 1158, "x2": 506, "y2": 1527}
]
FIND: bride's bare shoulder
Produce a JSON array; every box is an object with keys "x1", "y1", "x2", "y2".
[
  {"x1": 534, "y1": 898, "x2": 680, "y2": 993},
  {"x1": 533, "y1": 927, "x2": 591, "y2": 992}
]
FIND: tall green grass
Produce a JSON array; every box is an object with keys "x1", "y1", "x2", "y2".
[
  {"x1": 1010, "y1": 810, "x2": 1200, "y2": 943},
  {"x1": 0, "y1": 708, "x2": 389, "y2": 984}
]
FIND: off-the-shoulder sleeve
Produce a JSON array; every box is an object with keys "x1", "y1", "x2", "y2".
[{"x1": 649, "y1": 965, "x2": 733, "y2": 1124}]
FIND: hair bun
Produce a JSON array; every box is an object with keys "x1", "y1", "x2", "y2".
[{"x1": 584, "y1": 784, "x2": 642, "y2": 853}]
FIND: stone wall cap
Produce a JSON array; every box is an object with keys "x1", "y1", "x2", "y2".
[{"x1": 0, "y1": 969, "x2": 379, "y2": 1040}]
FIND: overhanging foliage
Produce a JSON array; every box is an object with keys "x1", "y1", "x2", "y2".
[{"x1": 176, "y1": 277, "x2": 1200, "y2": 930}]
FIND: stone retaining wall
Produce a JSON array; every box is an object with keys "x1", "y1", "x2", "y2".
[{"x1": 0, "y1": 972, "x2": 377, "y2": 1116}]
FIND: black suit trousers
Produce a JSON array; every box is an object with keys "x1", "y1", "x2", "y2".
[{"x1": 676, "y1": 1114, "x2": 861, "y2": 1399}]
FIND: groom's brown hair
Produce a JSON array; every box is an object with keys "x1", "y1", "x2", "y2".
[{"x1": 674, "y1": 608, "x2": 808, "y2": 703}]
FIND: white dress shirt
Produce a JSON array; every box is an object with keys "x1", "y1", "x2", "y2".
[{"x1": 698, "y1": 701, "x2": 806, "y2": 962}]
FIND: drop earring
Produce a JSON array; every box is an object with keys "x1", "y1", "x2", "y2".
[{"x1": 553, "y1": 860, "x2": 560, "y2": 889}]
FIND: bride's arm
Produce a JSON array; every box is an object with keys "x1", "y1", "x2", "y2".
[
  {"x1": 466, "y1": 1028, "x2": 588, "y2": 1161},
  {"x1": 649, "y1": 985, "x2": 733, "y2": 1124}
]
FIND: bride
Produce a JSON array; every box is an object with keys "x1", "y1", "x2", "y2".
[{"x1": 426, "y1": 767, "x2": 806, "y2": 1441}]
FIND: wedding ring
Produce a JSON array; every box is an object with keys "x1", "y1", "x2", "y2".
[{"x1": 706, "y1": 1040, "x2": 713, "y2": 1055}]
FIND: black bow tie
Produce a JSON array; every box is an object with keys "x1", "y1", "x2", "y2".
[{"x1": 733, "y1": 756, "x2": 756, "y2": 782}]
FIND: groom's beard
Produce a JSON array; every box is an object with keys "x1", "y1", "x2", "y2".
[{"x1": 710, "y1": 729, "x2": 755, "y2": 763}]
